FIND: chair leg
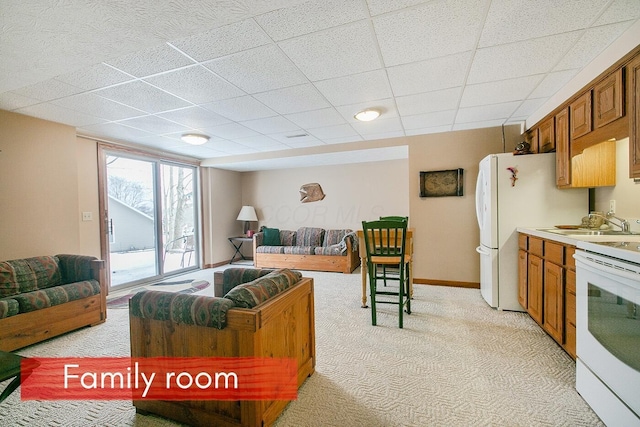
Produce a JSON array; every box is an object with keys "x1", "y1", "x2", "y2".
[
  {"x1": 368, "y1": 263, "x2": 377, "y2": 326},
  {"x1": 405, "y1": 264, "x2": 411, "y2": 315}
]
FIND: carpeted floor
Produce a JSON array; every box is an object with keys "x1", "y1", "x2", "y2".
[{"x1": 0, "y1": 268, "x2": 603, "y2": 426}]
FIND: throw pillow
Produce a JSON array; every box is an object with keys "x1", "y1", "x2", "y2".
[{"x1": 263, "y1": 227, "x2": 281, "y2": 246}]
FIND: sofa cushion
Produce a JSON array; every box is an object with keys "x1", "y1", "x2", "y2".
[
  {"x1": 280, "y1": 230, "x2": 297, "y2": 246},
  {"x1": 224, "y1": 269, "x2": 302, "y2": 309},
  {"x1": 296, "y1": 227, "x2": 325, "y2": 247},
  {"x1": 256, "y1": 246, "x2": 285, "y2": 254},
  {"x1": 13, "y1": 280, "x2": 101, "y2": 313},
  {"x1": 0, "y1": 298, "x2": 19, "y2": 319},
  {"x1": 314, "y1": 245, "x2": 343, "y2": 255},
  {"x1": 283, "y1": 246, "x2": 314, "y2": 255},
  {"x1": 263, "y1": 227, "x2": 281, "y2": 246},
  {"x1": 323, "y1": 229, "x2": 351, "y2": 246},
  {"x1": 56, "y1": 254, "x2": 97, "y2": 284},
  {"x1": 0, "y1": 256, "x2": 62, "y2": 297},
  {"x1": 129, "y1": 290, "x2": 235, "y2": 330},
  {"x1": 221, "y1": 268, "x2": 273, "y2": 296}
]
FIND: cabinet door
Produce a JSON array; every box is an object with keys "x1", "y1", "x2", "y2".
[
  {"x1": 594, "y1": 68, "x2": 624, "y2": 128},
  {"x1": 555, "y1": 108, "x2": 571, "y2": 187},
  {"x1": 570, "y1": 91, "x2": 592, "y2": 139},
  {"x1": 527, "y1": 254, "x2": 543, "y2": 325},
  {"x1": 543, "y1": 262, "x2": 564, "y2": 343},
  {"x1": 629, "y1": 55, "x2": 640, "y2": 178},
  {"x1": 565, "y1": 269, "x2": 577, "y2": 359},
  {"x1": 518, "y1": 249, "x2": 528, "y2": 309},
  {"x1": 538, "y1": 117, "x2": 555, "y2": 153},
  {"x1": 525, "y1": 128, "x2": 538, "y2": 153}
]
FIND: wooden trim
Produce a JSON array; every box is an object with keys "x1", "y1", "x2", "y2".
[
  {"x1": 92, "y1": 140, "x2": 200, "y2": 166},
  {"x1": 413, "y1": 278, "x2": 480, "y2": 289}
]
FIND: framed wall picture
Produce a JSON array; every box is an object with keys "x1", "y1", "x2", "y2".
[{"x1": 420, "y1": 168, "x2": 464, "y2": 197}]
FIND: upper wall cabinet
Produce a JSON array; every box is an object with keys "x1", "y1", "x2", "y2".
[
  {"x1": 538, "y1": 116, "x2": 556, "y2": 153},
  {"x1": 629, "y1": 54, "x2": 640, "y2": 179},
  {"x1": 570, "y1": 91, "x2": 592, "y2": 139},
  {"x1": 555, "y1": 108, "x2": 570, "y2": 187},
  {"x1": 594, "y1": 68, "x2": 624, "y2": 129}
]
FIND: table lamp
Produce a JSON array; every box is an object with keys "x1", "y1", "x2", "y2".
[{"x1": 236, "y1": 206, "x2": 258, "y2": 236}]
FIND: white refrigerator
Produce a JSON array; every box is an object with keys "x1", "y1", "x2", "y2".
[{"x1": 475, "y1": 152, "x2": 588, "y2": 311}]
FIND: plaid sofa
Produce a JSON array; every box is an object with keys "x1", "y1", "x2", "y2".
[{"x1": 0, "y1": 254, "x2": 107, "y2": 351}]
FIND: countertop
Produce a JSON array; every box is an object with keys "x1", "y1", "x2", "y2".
[{"x1": 517, "y1": 227, "x2": 640, "y2": 246}]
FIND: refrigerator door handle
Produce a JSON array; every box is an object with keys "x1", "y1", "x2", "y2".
[
  {"x1": 475, "y1": 169, "x2": 484, "y2": 229},
  {"x1": 476, "y1": 246, "x2": 490, "y2": 255}
]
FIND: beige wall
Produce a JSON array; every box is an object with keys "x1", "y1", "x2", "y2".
[
  {"x1": 0, "y1": 110, "x2": 88, "y2": 259},
  {"x1": 594, "y1": 138, "x2": 640, "y2": 229},
  {"x1": 407, "y1": 125, "x2": 522, "y2": 283},
  {"x1": 76, "y1": 136, "x2": 101, "y2": 256},
  {"x1": 240, "y1": 159, "x2": 409, "y2": 232}
]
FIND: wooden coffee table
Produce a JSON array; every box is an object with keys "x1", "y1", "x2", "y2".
[{"x1": 0, "y1": 351, "x2": 29, "y2": 403}]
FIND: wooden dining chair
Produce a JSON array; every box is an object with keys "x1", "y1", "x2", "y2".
[
  {"x1": 361, "y1": 219, "x2": 411, "y2": 328},
  {"x1": 379, "y1": 216, "x2": 408, "y2": 287}
]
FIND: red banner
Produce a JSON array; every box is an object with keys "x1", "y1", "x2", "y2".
[{"x1": 21, "y1": 357, "x2": 297, "y2": 401}]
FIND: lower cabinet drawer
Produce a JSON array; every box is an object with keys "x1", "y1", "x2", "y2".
[{"x1": 565, "y1": 322, "x2": 576, "y2": 359}]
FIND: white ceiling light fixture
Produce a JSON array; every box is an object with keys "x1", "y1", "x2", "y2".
[
  {"x1": 181, "y1": 133, "x2": 210, "y2": 145},
  {"x1": 354, "y1": 109, "x2": 381, "y2": 122}
]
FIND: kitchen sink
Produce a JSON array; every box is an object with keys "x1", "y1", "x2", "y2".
[{"x1": 537, "y1": 228, "x2": 640, "y2": 236}]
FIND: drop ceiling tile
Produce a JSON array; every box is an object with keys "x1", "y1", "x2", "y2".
[
  {"x1": 95, "y1": 80, "x2": 191, "y2": 113},
  {"x1": 241, "y1": 116, "x2": 301, "y2": 134},
  {"x1": 453, "y1": 119, "x2": 507, "y2": 131},
  {"x1": 405, "y1": 125, "x2": 453, "y2": 136},
  {"x1": 324, "y1": 135, "x2": 363, "y2": 145},
  {"x1": 460, "y1": 75, "x2": 543, "y2": 108},
  {"x1": 479, "y1": 0, "x2": 604, "y2": 48},
  {"x1": 272, "y1": 133, "x2": 324, "y2": 148},
  {"x1": 144, "y1": 65, "x2": 245, "y2": 104},
  {"x1": 202, "y1": 96, "x2": 277, "y2": 121},
  {"x1": 594, "y1": 0, "x2": 640, "y2": 26},
  {"x1": 235, "y1": 135, "x2": 283, "y2": 149},
  {"x1": 554, "y1": 21, "x2": 634, "y2": 71},
  {"x1": 468, "y1": 32, "x2": 581, "y2": 84},
  {"x1": 169, "y1": 19, "x2": 271, "y2": 62},
  {"x1": 202, "y1": 122, "x2": 260, "y2": 140},
  {"x1": 278, "y1": 21, "x2": 381, "y2": 81},
  {"x1": 455, "y1": 101, "x2": 521, "y2": 123},
  {"x1": 529, "y1": 69, "x2": 580, "y2": 98},
  {"x1": 156, "y1": 106, "x2": 231, "y2": 129},
  {"x1": 387, "y1": 52, "x2": 472, "y2": 97},
  {"x1": 313, "y1": 70, "x2": 392, "y2": 106},
  {"x1": 361, "y1": 130, "x2": 405, "y2": 141},
  {"x1": 117, "y1": 115, "x2": 192, "y2": 135},
  {"x1": 11, "y1": 78, "x2": 85, "y2": 102},
  {"x1": 335, "y1": 98, "x2": 399, "y2": 123},
  {"x1": 395, "y1": 87, "x2": 462, "y2": 116},
  {"x1": 402, "y1": 110, "x2": 456, "y2": 130},
  {"x1": 512, "y1": 98, "x2": 548, "y2": 117},
  {"x1": 253, "y1": 84, "x2": 330, "y2": 115},
  {"x1": 203, "y1": 45, "x2": 307, "y2": 94},
  {"x1": 105, "y1": 43, "x2": 194, "y2": 78},
  {"x1": 54, "y1": 63, "x2": 133, "y2": 91},
  {"x1": 166, "y1": 144, "x2": 229, "y2": 158},
  {"x1": 51, "y1": 93, "x2": 146, "y2": 121},
  {"x1": 210, "y1": 140, "x2": 257, "y2": 155},
  {"x1": 256, "y1": 0, "x2": 366, "y2": 41},
  {"x1": 352, "y1": 117, "x2": 403, "y2": 136},
  {"x1": 373, "y1": 0, "x2": 486, "y2": 67},
  {"x1": 79, "y1": 122, "x2": 154, "y2": 141},
  {"x1": 307, "y1": 124, "x2": 359, "y2": 139},
  {"x1": 0, "y1": 92, "x2": 41, "y2": 110},
  {"x1": 285, "y1": 108, "x2": 346, "y2": 129},
  {"x1": 366, "y1": 0, "x2": 431, "y2": 16},
  {"x1": 17, "y1": 102, "x2": 104, "y2": 127}
]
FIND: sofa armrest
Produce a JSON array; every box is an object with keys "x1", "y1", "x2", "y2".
[{"x1": 56, "y1": 254, "x2": 103, "y2": 284}]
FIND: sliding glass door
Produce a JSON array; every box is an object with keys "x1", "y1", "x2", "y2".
[{"x1": 102, "y1": 148, "x2": 199, "y2": 288}]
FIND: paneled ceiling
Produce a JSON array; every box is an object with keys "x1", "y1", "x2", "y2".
[{"x1": 2, "y1": 0, "x2": 639, "y2": 170}]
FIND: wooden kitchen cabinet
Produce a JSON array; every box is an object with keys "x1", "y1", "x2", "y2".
[
  {"x1": 629, "y1": 54, "x2": 640, "y2": 178},
  {"x1": 518, "y1": 232, "x2": 576, "y2": 359},
  {"x1": 594, "y1": 68, "x2": 624, "y2": 128},
  {"x1": 555, "y1": 108, "x2": 570, "y2": 187},
  {"x1": 538, "y1": 116, "x2": 555, "y2": 153},
  {"x1": 570, "y1": 91, "x2": 592, "y2": 139}
]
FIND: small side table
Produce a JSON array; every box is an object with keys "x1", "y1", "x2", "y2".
[{"x1": 228, "y1": 236, "x2": 253, "y2": 264}]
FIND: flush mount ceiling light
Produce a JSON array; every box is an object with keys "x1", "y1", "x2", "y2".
[
  {"x1": 181, "y1": 133, "x2": 209, "y2": 145},
  {"x1": 354, "y1": 109, "x2": 381, "y2": 122}
]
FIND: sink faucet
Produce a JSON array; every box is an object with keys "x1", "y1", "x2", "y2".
[{"x1": 589, "y1": 211, "x2": 630, "y2": 233}]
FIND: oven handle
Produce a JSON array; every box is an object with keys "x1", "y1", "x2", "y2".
[{"x1": 574, "y1": 252, "x2": 640, "y2": 282}]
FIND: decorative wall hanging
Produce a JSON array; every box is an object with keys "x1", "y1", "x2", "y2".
[
  {"x1": 507, "y1": 167, "x2": 518, "y2": 186},
  {"x1": 300, "y1": 183, "x2": 325, "y2": 203},
  {"x1": 419, "y1": 169, "x2": 464, "y2": 197}
]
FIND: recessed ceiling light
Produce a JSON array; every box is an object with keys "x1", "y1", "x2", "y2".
[
  {"x1": 354, "y1": 109, "x2": 381, "y2": 122},
  {"x1": 181, "y1": 133, "x2": 209, "y2": 145}
]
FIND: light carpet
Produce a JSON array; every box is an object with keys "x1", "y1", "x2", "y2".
[{"x1": 0, "y1": 269, "x2": 602, "y2": 426}]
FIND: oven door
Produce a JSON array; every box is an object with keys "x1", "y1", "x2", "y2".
[{"x1": 575, "y1": 250, "x2": 640, "y2": 419}]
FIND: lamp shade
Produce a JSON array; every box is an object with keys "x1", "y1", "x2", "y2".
[{"x1": 236, "y1": 206, "x2": 258, "y2": 222}]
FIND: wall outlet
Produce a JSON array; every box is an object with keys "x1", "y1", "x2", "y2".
[
  {"x1": 82, "y1": 212, "x2": 93, "y2": 221},
  {"x1": 609, "y1": 200, "x2": 616, "y2": 213}
]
